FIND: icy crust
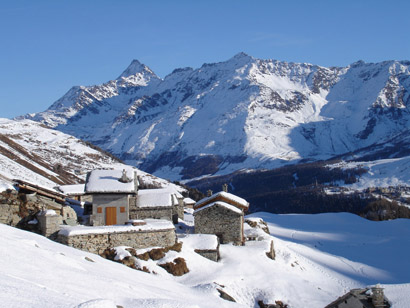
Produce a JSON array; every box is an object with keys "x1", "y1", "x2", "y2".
[
  {"x1": 193, "y1": 201, "x2": 243, "y2": 215},
  {"x1": 136, "y1": 190, "x2": 173, "y2": 208},
  {"x1": 59, "y1": 219, "x2": 174, "y2": 236},
  {"x1": 179, "y1": 234, "x2": 219, "y2": 250},
  {"x1": 195, "y1": 191, "x2": 249, "y2": 209},
  {"x1": 85, "y1": 168, "x2": 135, "y2": 193}
]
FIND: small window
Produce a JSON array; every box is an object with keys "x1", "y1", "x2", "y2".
[
  {"x1": 120, "y1": 207, "x2": 125, "y2": 213},
  {"x1": 97, "y1": 207, "x2": 102, "y2": 214}
]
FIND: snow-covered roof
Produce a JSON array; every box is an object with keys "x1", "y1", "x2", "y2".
[
  {"x1": 137, "y1": 190, "x2": 173, "y2": 208},
  {"x1": 145, "y1": 187, "x2": 183, "y2": 199},
  {"x1": 194, "y1": 201, "x2": 243, "y2": 215},
  {"x1": 59, "y1": 219, "x2": 174, "y2": 236},
  {"x1": 85, "y1": 168, "x2": 136, "y2": 194},
  {"x1": 58, "y1": 184, "x2": 85, "y2": 195},
  {"x1": 194, "y1": 191, "x2": 249, "y2": 210},
  {"x1": 179, "y1": 234, "x2": 219, "y2": 251},
  {"x1": 183, "y1": 197, "x2": 196, "y2": 205}
]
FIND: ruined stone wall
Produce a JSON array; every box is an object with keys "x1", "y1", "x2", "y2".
[
  {"x1": 0, "y1": 190, "x2": 64, "y2": 227},
  {"x1": 194, "y1": 205, "x2": 244, "y2": 245},
  {"x1": 0, "y1": 190, "x2": 21, "y2": 226},
  {"x1": 129, "y1": 207, "x2": 173, "y2": 221},
  {"x1": 58, "y1": 228, "x2": 176, "y2": 255}
]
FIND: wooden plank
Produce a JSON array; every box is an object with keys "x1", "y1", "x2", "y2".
[{"x1": 16, "y1": 182, "x2": 66, "y2": 204}]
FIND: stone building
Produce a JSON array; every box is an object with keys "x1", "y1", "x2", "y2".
[
  {"x1": 325, "y1": 285, "x2": 390, "y2": 308},
  {"x1": 193, "y1": 188, "x2": 249, "y2": 245},
  {"x1": 86, "y1": 168, "x2": 138, "y2": 226}
]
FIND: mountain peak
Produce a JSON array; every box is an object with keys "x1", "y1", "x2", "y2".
[
  {"x1": 225, "y1": 52, "x2": 255, "y2": 66},
  {"x1": 233, "y1": 52, "x2": 252, "y2": 59},
  {"x1": 118, "y1": 60, "x2": 158, "y2": 79}
]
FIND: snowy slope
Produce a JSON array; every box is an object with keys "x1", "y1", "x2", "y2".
[
  {"x1": 1, "y1": 212, "x2": 409, "y2": 307},
  {"x1": 0, "y1": 118, "x2": 183, "y2": 193},
  {"x1": 21, "y1": 54, "x2": 410, "y2": 180},
  {"x1": 329, "y1": 156, "x2": 410, "y2": 190}
]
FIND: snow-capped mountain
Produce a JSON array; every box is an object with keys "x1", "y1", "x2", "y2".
[{"x1": 22, "y1": 53, "x2": 410, "y2": 180}]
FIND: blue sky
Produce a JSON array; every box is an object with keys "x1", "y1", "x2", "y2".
[{"x1": 1, "y1": 0, "x2": 410, "y2": 118}]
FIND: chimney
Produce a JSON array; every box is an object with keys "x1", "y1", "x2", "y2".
[
  {"x1": 207, "y1": 189, "x2": 213, "y2": 197},
  {"x1": 119, "y1": 169, "x2": 131, "y2": 183},
  {"x1": 371, "y1": 284, "x2": 386, "y2": 308},
  {"x1": 222, "y1": 183, "x2": 228, "y2": 192}
]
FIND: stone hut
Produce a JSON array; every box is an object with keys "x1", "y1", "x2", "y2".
[
  {"x1": 325, "y1": 285, "x2": 390, "y2": 308},
  {"x1": 86, "y1": 168, "x2": 138, "y2": 226},
  {"x1": 193, "y1": 189, "x2": 249, "y2": 245}
]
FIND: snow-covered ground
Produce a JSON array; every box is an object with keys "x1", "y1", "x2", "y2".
[{"x1": 1, "y1": 212, "x2": 409, "y2": 307}]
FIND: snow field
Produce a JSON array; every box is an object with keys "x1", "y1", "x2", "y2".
[{"x1": 0, "y1": 211, "x2": 409, "y2": 307}]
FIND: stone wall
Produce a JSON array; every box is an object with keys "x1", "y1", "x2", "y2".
[
  {"x1": 194, "y1": 249, "x2": 219, "y2": 262},
  {"x1": 58, "y1": 228, "x2": 176, "y2": 255},
  {"x1": 129, "y1": 206, "x2": 173, "y2": 221},
  {"x1": 37, "y1": 211, "x2": 61, "y2": 239},
  {"x1": 194, "y1": 205, "x2": 244, "y2": 245},
  {"x1": 0, "y1": 190, "x2": 21, "y2": 226},
  {"x1": 173, "y1": 199, "x2": 184, "y2": 221}
]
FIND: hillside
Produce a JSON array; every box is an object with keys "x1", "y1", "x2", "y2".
[
  {"x1": 1, "y1": 212, "x2": 409, "y2": 307},
  {"x1": 21, "y1": 53, "x2": 410, "y2": 181},
  {"x1": 0, "y1": 118, "x2": 181, "y2": 192}
]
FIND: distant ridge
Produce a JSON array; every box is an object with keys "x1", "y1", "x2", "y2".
[{"x1": 20, "y1": 54, "x2": 410, "y2": 181}]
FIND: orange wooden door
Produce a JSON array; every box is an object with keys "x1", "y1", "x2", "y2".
[{"x1": 105, "y1": 207, "x2": 117, "y2": 225}]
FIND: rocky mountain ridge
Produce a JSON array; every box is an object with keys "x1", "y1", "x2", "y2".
[{"x1": 21, "y1": 53, "x2": 410, "y2": 180}]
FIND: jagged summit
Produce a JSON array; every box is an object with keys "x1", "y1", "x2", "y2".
[
  {"x1": 20, "y1": 53, "x2": 410, "y2": 181},
  {"x1": 232, "y1": 51, "x2": 253, "y2": 60},
  {"x1": 118, "y1": 59, "x2": 158, "y2": 79}
]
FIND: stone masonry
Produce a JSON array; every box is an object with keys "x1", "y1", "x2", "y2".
[
  {"x1": 0, "y1": 190, "x2": 21, "y2": 226},
  {"x1": 194, "y1": 204, "x2": 244, "y2": 245},
  {"x1": 0, "y1": 189, "x2": 68, "y2": 227},
  {"x1": 58, "y1": 228, "x2": 176, "y2": 255},
  {"x1": 129, "y1": 206, "x2": 173, "y2": 221},
  {"x1": 37, "y1": 211, "x2": 61, "y2": 239},
  {"x1": 194, "y1": 249, "x2": 220, "y2": 262}
]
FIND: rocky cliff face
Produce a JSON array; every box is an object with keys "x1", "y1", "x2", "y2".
[{"x1": 22, "y1": 53, "x2": 410, "y2": 180}]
